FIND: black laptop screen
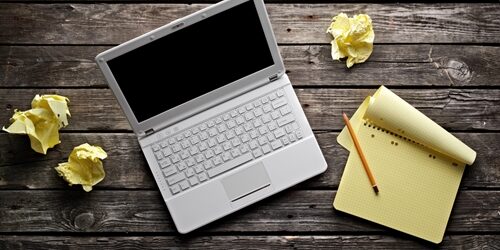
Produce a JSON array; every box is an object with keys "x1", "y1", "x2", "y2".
[{"x1": 107, "y1": 0, "x2": 274, "y2": 122}]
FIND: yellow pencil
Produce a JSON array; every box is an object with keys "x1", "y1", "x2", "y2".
[{"x1": 342, "y1": 112, "x2": 379, "y2": 193}]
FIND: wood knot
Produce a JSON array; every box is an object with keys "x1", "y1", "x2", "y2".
[
  {"x1": 74, "y1": 212, "x2": 95, "y2": 230},
  {"x1": 445, "y1": 59, "x2": 472, "y2": 83}
]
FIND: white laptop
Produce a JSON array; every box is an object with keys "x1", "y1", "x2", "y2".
[{"x1": 96, "y1": 0, "x2": 327, "y2": 233}]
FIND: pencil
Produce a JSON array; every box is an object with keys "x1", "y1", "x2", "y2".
[{"x1": 342, "y1": 112, "x2": 379, "y2": 193}]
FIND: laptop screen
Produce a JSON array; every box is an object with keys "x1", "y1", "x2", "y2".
[{"x1": 107, "y1": 0, "x2": 274, "y2": 123}]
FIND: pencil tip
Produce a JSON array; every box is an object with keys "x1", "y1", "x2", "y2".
[{"x1": 373, "y1": 185, "x2": 379, "y2": 193}]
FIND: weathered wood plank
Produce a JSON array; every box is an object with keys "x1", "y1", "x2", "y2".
[
  {"x1": 2, "y1": 45, "x2": 498, "y2": 87},
  {"x1": 0, "y1": 132, "x2": 498, "y2": 190},
  {"x1": 1, "y1": 4, "x2": 499, "y2": 44},
  {"x1": 0, "y1": 190, "x2": 497, "y2": 233},
  {"x1": 0, "y1": 235, "x2": 498, "y2": 249},
  {"x1": 1, "y1": 88, "x2": 498, "y2": 131}
]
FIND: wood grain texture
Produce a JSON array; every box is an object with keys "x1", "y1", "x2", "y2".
[
  {"x1": 1, "y1": 4, "x2": 500, "y2": 44},
  {"x1": 1, "y1": 88, "x2": 498, "y2": 131},
  {"x1": 0, "y1": 132, "x2": 498, "y2": 190},
  {"x1": 0, "y1": 190, "x2": 498, "y2": 233},
  {"x1": 0, "y1": 235, "x2": 499, "y2": 249},
  {"x1": 2, "y1": 45, "x2": 498, "y2": 88}
]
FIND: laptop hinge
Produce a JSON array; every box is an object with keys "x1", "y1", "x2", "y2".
[
  {"x1": 145, "y1": 128, "x2": 155, "y2": 136},
  {"x1": 269, "y1": 74, "x2": 279, "y2": 82}
]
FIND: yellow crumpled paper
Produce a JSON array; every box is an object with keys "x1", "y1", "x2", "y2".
[
  {"x1": 2, "y1": 95, "x2": 70, "y2": 154},
  {"x1": 55, "y1": 143, "x2": 107, "y2": 192},
  {"x1": 326, "y1": 13, "x2": 374, "y2": 68}
]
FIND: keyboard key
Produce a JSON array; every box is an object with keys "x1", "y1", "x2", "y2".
[
  {"x1": 231, "y1": 138, "x2": 241, "y2": 147},
  {"x1": 199, "y1": 131, "x2": 209, "y2": 140},
  {"x1": 271, "y1": 140, "x2": 283, "y2": 150},
  {"x1": 215, "y1": 117, "x2": 223, "y2": 124},
  {"x1": 214, "y1": 146, "x2": 223, "y2": 155},
  {"x1": 168, "y1": 138, "x2": 176, "y2": 145},
  {"x1": 207, "y1": 153, "x2": 253, "y2": 178},
  {"x1": 230, "y1": 110, "x2": 238, "y2": 117},
  {"x1": 200, "y1": 123, "x2": 208, "y2": 131},
  {"x1": 246, "y1": 103, "x2": 253, "y2": 111},
  {"x1": 268, "y1": 121, "x2": 277, "y2": 131},
  {"x1": 152, "y1": 144, "x2": 161, "y2": 152},
  {"x1": 176, "y1": 135, "x2": 183, "y2": 141},
  {"x1": 262, "y1": 144, "x2": 271, "y2": 154},
  {"x1": 254, "y1": 107, "x2": 263, "y2": 117},
  {"x1": 250, "y1": 130, "x2": 259, "y2": 139},
  {"x1": 222, "y1": 141, "x2": 232, "y2": 151},
  {"x1": 159, "y1": 159, "x2": 171, "y2": 168},
  {"x1": 249, "y1": 140, "x2": 259, "y2": 149},
  {"x1": 289, "y1": 134, "x2": 297, "y2": 142},
  {"x1": 261, "y1": 96, "x2": 269, "y2": 104},
  {"x1": 162, "y1": 166, "x2": 177, "y2": 177},
  {"x1": 162, "y1": 147, "x2": 173, "y2": 157},
  {"x1": 296, "y1": 130, "x2": 303, "y2": 139},
  {"x1": 179, "y1": 180, "x2": 190, "y2": 190},
  {"x1": 282, "y1": 137, "x2": 290, "y2": 145},
  {"x1": 203, "y1": 161, "x2": 213, "y2": 169},
  {"x1": 262, "y1": 113, "x2": 271, "y2": 123},
  {"x1": 160, "y1": 141, "x2": 169, "y2": 148},
  {"x1": 177, "y1": 162, "x2": 187, "y2": 171},
  {"x1": 226, "y1": 130, "x2": 235, "y2": 140},
  {"x1": 252, "y1": 149, "x2": 263, "y2": 158},
  {"x1": 181, "y1": 141, "x2": 190, "y2": 149},
  {"x1": 167, "y1": 172, "x2": 185, "y2": 185},
  {"x1": 208, "y1": 120, "x2": 215, "y2": 127},
  {"x1": 240, "y1": 144, "x2": 249, "y2": 153},
  {"x1": 227, "y1": 120, "x2": 236, "y2": 129},
  {"x1": 258, "y1": 126, "x2": 268, "y2": 135},
  {"x1": 185, "y1": 168, "x2": 195, "y2": 177},
  {"x1": 271, "y1": 111, "x2": 280, "y2": 120},
  {"x1": 216, "y1": 134, "x2": 226, "y2": 143},
  {"x1": 186, "y1": 158, "x2": 195, "y2": 167},
  {"x1": 204, "y1": 149, "x2": 215, "y2": 159},
  {"x1": 271, "y1": 98, "x2": 287, "y2": 109},
  {"x1": 253, "y1": 119, "x2": 262, "y2": 128},
  {"x1": 172, "y1": 144, "x2": 181, "y2": 153},
  {"x1": 208, "y1": 128, "x2": 217, "y2": 137},
  {"x1": 189, "y1": 146, "x2": 198, "y2": 155},
  {"x1": 236, "y1": 116, "x2": 245, "y2": 125},
  {"x1": 192, "y1": 127, "x2": 200, "y2": 134},
  {"x1": 238, "y1": 107, "x2": 246, "y2": 114},
  {"x1": 269, "y1": 93, "x2": 277, "y2": 100},
  {"x1": 170, "y1": 184, "x2": 181, "y2": 195},
  {"x1": 170, "y1": 154, "x2": 180, "y2": 163},
  {"x1": 195, "y1": 154, "x2": 204, "y2": 163},
  {"x1": 267, "y1": 133, "x2": 275, "y2": 142},
  {"x1": 198, "y1": 141, "x2": 208, "y2": 151},
  {"x1": 258, "y1": 136, "x2": 268, "y2": 145},
  {"x1": 184, "y1": 130, "x2": 192, "y2": 138},
  {"x1": 213, "y1": 156, "x2": 223, "y2": 165},
  {"x1": 208, "y1": 138, "x2": 217, "y2": 147},
  {"x1": 280, "y1": 106, "x2": 291, "y2": 115},
  {"x1": 292, "y1": 122, "x2": 299, "y2": 130},
  {"x1": 241, "y1": 134, "x2": 250, "y2": 143},
  {"x1": 222, "y1": 152, "x2": 231, "y2": 162},
  {"x1": 253, "y1": 100, "x2": 261, "y2": 107},
  {"x1": 223, "y1": 114, "x2": 230, "y2": 121},
  {"x1": 274, "y1": 128, "x2": 286, "y2": 138},
  {"x1": 235, "y1": 126, "x2": 244, "y2": 135},
  {"x1": 189, "y1": 176, "x2": 199, "y2": 186},
  {"x1": 217, "y1": 124, "x2": 226, "y2": 133},
  {"x1": 198, "y1": 172, "x2": 208, "y2": 182},
  {"x1": 180, "y1": 151, "x2": 189, "y2": 160},
  {"x1": 277, "y1": 114, "x2": 295, "y2": 127},
  {"x1": 277, "y1": 89, "x2": 285, "y2": 97},
  {"x1": 190, "y1": 135, "x2": 200, "y2": 145},
  {"x1": 154, "y1": 152, "x2": 164, "y2": 160},
  {"x1": 245, "y1": 112, "x2": 254, "y2": 121},
  {"x1": 262, "y1": 104, "x2": 272, "y2": 113},
  {"x1": 194, "y1": 165, "x2": 204, "y2": 174},
  {"x1": 230, "y1": 149, "x2": 241, "y2": 157},
  {"x1": 244, "y1": 123, "x2": 253, "y2": 131}
]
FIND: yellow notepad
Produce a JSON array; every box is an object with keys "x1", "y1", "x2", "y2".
[{"x1": 333, "y1": 86, "x2": 476, "y2": 243}]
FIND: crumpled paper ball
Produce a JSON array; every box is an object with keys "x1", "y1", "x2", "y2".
[
  {"x1": 55, "y1": 143, "x2": 108, "y2": 192},
  {"x1": 326, "y1": 13, "x2": 375, "y2": 68},
  {"x1": 3, "y1": 94, "x2": 70, "y2": 154}
]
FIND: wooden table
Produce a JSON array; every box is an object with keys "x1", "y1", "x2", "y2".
[{"x1": 1, "y1": 0, "x2": 499, "y2": 248}]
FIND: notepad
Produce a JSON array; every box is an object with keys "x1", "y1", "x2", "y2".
[{"x1": 333, "y1": 86, "x2": 476, "y2": 244}]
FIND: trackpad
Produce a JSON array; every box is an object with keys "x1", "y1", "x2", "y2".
[{"x1": 221, "y1": 162, "x2": 270, "y2": 202}]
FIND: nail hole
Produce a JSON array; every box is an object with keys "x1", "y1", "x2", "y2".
[
  {"x1": 391, "y1": 141, "x2": 394, "y2": 144},
  {"x1": 287, "y1": 214, "x2": 293, "y2": 219},
  {"x1": 371, "y1": 134, "x2": 375, "y2": 138},
  {"x1": 452, "y1": 163, "x2": 458, "y2": 166},
  {"x1": 429, "y1": 154, "x2": 432, "y2": 158},
  {"x1": 286, "y1": 28, "x2": 291, "y2": 32},
  {"x1": 395, "y1": 142, "x2": 398, "y2": 146},
  {"x1": 6, "y1": 104, "x2": 12, "y2": 109},
  {"x1": 433, "y1": 156, "x2": 436, "y2": 159},
  {"x1": 309, "y1": 204, "x2": 316, "y2": 208}
]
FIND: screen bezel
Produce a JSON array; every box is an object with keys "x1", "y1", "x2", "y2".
[{"x1": 95, "y1": 0, "x2": 284, "y2": 135}]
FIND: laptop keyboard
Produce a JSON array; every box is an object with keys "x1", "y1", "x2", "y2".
[{"x1": 151, "y1": 88, "x2": 303, "y2": 196}]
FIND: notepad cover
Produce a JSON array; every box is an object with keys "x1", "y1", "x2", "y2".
[{"x1": 334, "y1": 87, "x2": 475, "y2": 243}]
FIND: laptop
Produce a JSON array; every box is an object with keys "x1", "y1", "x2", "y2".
[{"x1": 96, "y1": 0, "x2": 327, "y2": 233}]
